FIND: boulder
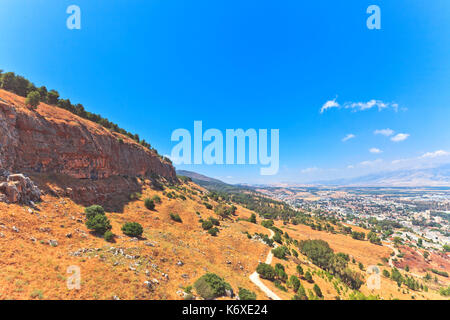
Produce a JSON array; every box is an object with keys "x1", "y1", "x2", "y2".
[{"x1": 0, "y1": 173, "x2": 41, "y2": 204}]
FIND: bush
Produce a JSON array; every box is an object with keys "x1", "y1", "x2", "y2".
[
  {"x1": 85, "y1": 205, "x2": 105, "y2": 220},
  {"x1": 272, "y1": 246, "x2": 289, "y2": 260},
  {"x1": 25, "y1": 91, "x2": 40, "y2": 108},
  {"x1": 151, "y1": 195, "x2": 162, "y2": 204},
  {"x1": 313, "y1": 284, "x2": 323, "y2": 297},
  {"x1": 304, "y1": 271, "x2": 313, "y2": 283},
  {"x1": 170, "y1": 213, "x2": 182, "y2": 223},
  {"x1": 289, "y1": 275, "x2": 301, "y2": 292},
  {"x1": 121, "y1": 222, "x2": 143, "y2": 237},
  {"x1": 238, "y1": 288, "x2": 256, "y2": 300},
  {"x1": 86, "y1": 214, "x2": 112, "y2": 235},
  {"x1": 256, "y1": 263, "x2": 275, "y2": 280},
  {"x1": 194, "y1": 273, "x2": 231, "y2": 300},
  {"x1": 144, "y1": 198, "x2": 155, "y2": 210},
  {"x1": 209, "y1": 217, "x2": 220, "y2": 226},
  {"x1": 104, "y1": 230, "x2": 114, "y2": 242},
  {"x1": 293, "y1": 284, "x2": 308, "y2": 300},
  {"x1": 248, "y1": 213, "x2": 257, "y2": 224},
  {"x1": 202, "y1": 220, "x2": 213, "y2": 230},
  {"x1": 204, "y1": 202, "x2": 213, "y2": 210},
  {"x1": 296, "y1": 265, "x2": 304, "y2": 276},
  {"x1": 208, "y1": 227, "x2": 219, "y2": 236}
]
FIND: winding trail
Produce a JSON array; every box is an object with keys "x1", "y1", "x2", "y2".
[{"x1": 249, "y1": 229, "x2": 282, "y2": 300}]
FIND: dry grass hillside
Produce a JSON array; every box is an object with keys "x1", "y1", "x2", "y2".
[{"x1": 0, "y1": 178, "x2": 448, "y2": 300}]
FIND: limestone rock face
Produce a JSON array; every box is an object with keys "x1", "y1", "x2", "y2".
[{"x1": 0, "y1": 92, "x2": 176, "y2": 181}]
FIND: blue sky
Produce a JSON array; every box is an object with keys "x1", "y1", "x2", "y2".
[{"x1": 1, "y1": 1, "x2": 449, "y2": 184}]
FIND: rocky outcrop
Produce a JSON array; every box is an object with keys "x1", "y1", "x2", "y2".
[
  {"x1": 0, "y1": 90, "x2": 176, "y2": 207},
  {"x1": 0, "y1": 92, "x2": 176, "y2": 181},
  {"x1": 0, "y1": 172, "x2": 41, "y2": 204}
]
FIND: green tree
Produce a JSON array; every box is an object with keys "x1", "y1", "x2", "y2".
[
  {"x1": 84, "y1": 205, "x2": 105, "y2": 220},
  {"x1": 248, "y1": 213, "x2": 257, "y2": 224},
  {"x1": 194, "y1": 273, "x2": 231, "y2": 300},
  {"x1": 121, "y1": 222, "x2": 143, "y2": 237},
  {"x1": 104, "y1": 230, "x2": 114, "y2": 242},
  {"x1": 256, "y1": 263, "x2": 276, "y2": 281},
  {"x1": 86, "y1": 214, "x2": 112, "y2": 235},
  {"x1": 313, "y1": 284, "x2": 323, "y2": 298},
  {"x1": 238, "y1": 288, "x2": 256, "y2": 300},
  {"x1": 25, "y1": 91, "x2": 40, "y2": 109},
  {"x1": 47, "y1": 89, "x2": 60, "y2": 105},
  {"x1": 289, "y1": 275, "x2": 301, "y2": 292},
  {"x1": 296, "y1": 265, "x2": 304, "y2": 276},
  {"x1": 304, "y1": 271, "x2": 313, "y2": 283}
]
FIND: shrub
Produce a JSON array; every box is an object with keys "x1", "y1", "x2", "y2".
[
  {"x1": 238, "y1": 287, "x2": 256, "y2": 300},
  {"x1": 293, "y1": 284, "x2": 308, "y2": 300},
  {"x1": 204, "y1": 202, "x2": 213, "y2": 210},
  {"x1": 25, "y1": 91, "x2": 40, "y2": 108},
  {"x1": 313, "y1": 284, "x2": 323, "y2": 298},
  {"x1": 194, "y1": 273, "x2": 231, "y2": 300},
  {"x1": 431, "y1": 269, "x2": 449, "y2": 277},
  {"x1": 209, "y1": 217, "x2": 220, "y2": 226},
  {"x1": 273, "y1": 232, "x2": 282, "y2": 244},
  {"x1": 86, "y1": 214, "x2": 111, "y2": 235},
  {"x1": 272, "y1": 246, "x2": 289, "y2": 260},
  {"x1": 275, "y1": 263, "x2": 288, "y2": 282},
  {"x1": 144, "y1": 198, "x2": 155, "y2": 210},
  {"x1": 129, "y1": 192, "x2": 141, "y2": 200},
  {"x1": 121, "y1": 222, "x2": 143, "y2": 237},
  {"x1": 296, "y1": 265, "x2": 304, "y2": 276},
  {"x1": 261, "y1": 220, "x2": 274, "y2": 228},
  {"x1": 289, "y1": 275, "x2": 301, "y2": 292},
  {"x1": 304, "y1": 271, "x2": 313, "y2": 283},
  {"x1": 104, "y1": 230, "x2": 114, "y2": 242},
  {"x1": 151, "y1": 195, "x2": 162, "y2": 204},
  {"x1": 248, "y1": 213, "x2": 257, "y2": 224},
  {"x1": 202, "y1": 220, "x2": 213, "y2": 230},
  {"x1": 382, "y1": 269, "x2": 390, "y2": 278},
  {"x1": 208, "y1": 227, "x2": 219, "y2": 236},
  {"x1": 256, "y1": 263, "x2": 275, "y2": 280},
  {"x1": 170, "y1": 213, "x2": 182, "y2": 223},
  {"x1": 85, "y1": 205, "x2": 105, "y2": 220}
]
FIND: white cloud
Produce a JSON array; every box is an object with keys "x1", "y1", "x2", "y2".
[
  {"x1": 374, "y1": 128, "x2": 394, "y2": 136},
  {"x1": 369, "y1": 148, "x2": 382, "y2": 154},
  {"x1": 342, "y1": 134, "x2": 356, "y2": 142},
  {"x1": 320, "y1": 99, "x2": 339, "y2": 114},
  {"x1": 320, "y1": 99, "x2": 399, "y2": 113},
  {"x1": 420, "y1": 150, "x2": 450, "y2": 159},
  {"x1": 359, "y1": 159, "x2": 383, "y2": 167},
  {"x1": 301, "y1": 167, "x2": 320, "y2": 174},
  {"x1": 391, "y1": 133, "x2": 410, "y2": 142},
  {"x1": 347, "y1": 165, "x2": 355, "y2": 169},
  {"x1": 345, "y1": 100, "x2": 398, "y2": 112}
]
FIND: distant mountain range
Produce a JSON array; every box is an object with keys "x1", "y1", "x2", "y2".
[
  {"x1": 313, "y1": 164, "x2": 450, "y2": 187},
  {"x1": 176, "y1": 170, "x2": 246, "y2": 192}
]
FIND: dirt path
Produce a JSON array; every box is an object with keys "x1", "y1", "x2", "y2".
[{"x1": 249, "y1": 229, "x2": 282, "y2": 300}]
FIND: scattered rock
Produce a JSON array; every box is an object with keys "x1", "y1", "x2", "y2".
[
  {"x1": 12, "y1": 226, "x2": 19, "y2": 233},
  {"x1": 49, "y1": 239, "x2": 58, "y2": 247}
]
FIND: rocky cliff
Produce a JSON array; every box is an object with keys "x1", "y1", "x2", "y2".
[{"x1": 0, "y1": 89, "x2": 176, "y2": 208}]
